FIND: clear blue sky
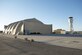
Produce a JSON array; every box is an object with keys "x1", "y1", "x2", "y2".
[{"x1": 0, "y1": 0, "x2": 82, "y2": 31}]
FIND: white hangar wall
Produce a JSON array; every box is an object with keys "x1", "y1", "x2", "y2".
[
  {"x1": 24, "y1": 19, "x2": 52, "y2": 35},
  {"x1": 4, "y1": 18, "x2": 52, "y2": 35}
]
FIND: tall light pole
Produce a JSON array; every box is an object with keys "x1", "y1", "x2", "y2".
[{"x1": 68, "y1": 17, "x2": 74, "y2": 34}]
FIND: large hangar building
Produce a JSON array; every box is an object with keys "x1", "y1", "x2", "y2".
[{"x1": 4, "y1": 18, "x2": 52, "y2": 35}]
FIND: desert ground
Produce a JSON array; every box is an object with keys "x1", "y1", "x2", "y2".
[{"x1": 0, "y1": 34, "x2": 82, "y2": 55}]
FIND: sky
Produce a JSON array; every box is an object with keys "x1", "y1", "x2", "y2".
[{"x1": 0, "y1": 0, "x2": 82, "y2": 31}]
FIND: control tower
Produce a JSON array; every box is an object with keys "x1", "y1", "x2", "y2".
[{"x1": 68, "y1": 17, "x2": 74, "y2": 34}]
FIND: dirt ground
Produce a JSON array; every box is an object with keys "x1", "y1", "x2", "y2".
[{"x1": 0, "y1": 34, "x2": 82, "y2": 55}]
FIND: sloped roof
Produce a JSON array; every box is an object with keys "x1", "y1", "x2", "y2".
[
  {"x1": 23, "y1": 18, "x2": 44, "y2": 24},
  {"x1": 8, "y1": 18, "x2": 44, "y2": 26}
]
